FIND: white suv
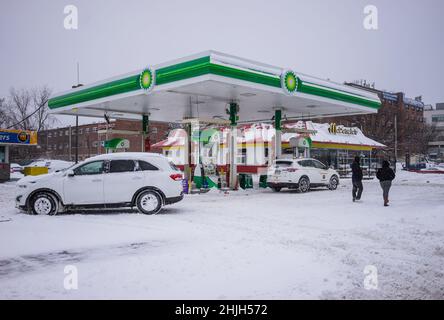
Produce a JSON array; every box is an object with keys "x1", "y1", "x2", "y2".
[
  {"x1": 16, "y1": 153, "x2": 184, "y2": 215},
  {"x1": 267, "y1": 158, "x2": 340, "y2": 192}
]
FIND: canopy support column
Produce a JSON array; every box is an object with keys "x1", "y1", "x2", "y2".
[
  {"x1": 274, "y1": 109, "x2": 282, "y2": 159},
  {"x1": 229, "y1": 102, "x2": 238, "y2": 190}
]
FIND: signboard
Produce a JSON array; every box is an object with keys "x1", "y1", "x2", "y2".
[
  {"x1": 382, "y1": 92, "x2": 398, "y2": 102},
  {"x1": 0, "y1": 129, "x2": 37, "y2": 145},
  {"x1": 289, "y1": 136, "x2": 312, "y2": 148},
  {"x1": 104, "y1": 138, "x2": 130, "y2": 149},
  {"x1": 328, "y1": 123, "x2": 358, "y2": 135}
]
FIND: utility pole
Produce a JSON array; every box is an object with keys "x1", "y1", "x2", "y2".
[
  {"x1": 394, "y1": 114, "x2": 398, "y2": 170},
  {"x1": 71, "y1": 62, "x2": 82, "y2": 163},
  {"x1": 68, "y1": 125, "x2": 72, "y2": 160},
  {"x1": 75, "y1": 63, "x2": 79, "y2": 163}
]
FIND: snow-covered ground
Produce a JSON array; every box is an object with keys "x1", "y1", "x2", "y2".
[{"x1": 0, "y1": 170, "x2": 443, "y2": 299}]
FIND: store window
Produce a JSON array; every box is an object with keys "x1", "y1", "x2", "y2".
[
  {"x1": 0, "y1": 146, "x2": 5, "y2": 163},
  {"x1": 432, "y1": 115, "x2": 444, "y2": 122}
]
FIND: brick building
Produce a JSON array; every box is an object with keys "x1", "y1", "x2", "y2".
[
  {"x1": 321, "y1": 83, "x2": 426, "y2": 160},
  {"x1": 10, "y1": 119, "x2": 173, "y2": 163}
]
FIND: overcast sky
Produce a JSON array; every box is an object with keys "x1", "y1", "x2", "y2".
[{"x1": 1, "y1": 0, "x2": 443, "y2": 126}]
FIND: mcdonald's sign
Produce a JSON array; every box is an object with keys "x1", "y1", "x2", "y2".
[{"x1": 328, "y1": 123, "x2": 358, "y2": 135}]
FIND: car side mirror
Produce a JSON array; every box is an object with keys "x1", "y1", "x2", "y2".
[{"x1": 67, "y1": 169, "x2": 75, "y2": 177}]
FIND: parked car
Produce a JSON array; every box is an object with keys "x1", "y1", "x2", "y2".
[
  {"x1": 16, "y1": 152, "x2": 184, "y2": 215},
  {"x1": 10, "y1": 163, "x2": 24, "y2": 173},
  {"x1": 25, "y1": 159, "x2": 74, "y2": 173},
  {"x1": 267, "y1": 158, "x2": 340, "y2": 192}
]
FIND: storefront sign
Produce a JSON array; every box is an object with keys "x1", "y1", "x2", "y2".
[
  {"x1": 0, "y1": 129, "x2": 37, "y2": 145},
  {"x1": 289, "y1": 136, "x2": 312, "y2": 148},
  {"x1": 382, "y1": 92, "x2": 398, "y2": 102},
  {"x1": 328, "y1": 123, "x2": 358, "y2": 135},
  {"x1": 104, "y1": 138, "x2": 130, "y2": 149}
]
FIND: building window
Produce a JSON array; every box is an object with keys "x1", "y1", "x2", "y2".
[
  {"x1": 85, "y1": 127, "x2": 90, "y2": 133},
  {"x1": 79, "y1": 128, "x2": 83, "y2": 135},
  {"x1": 59, "y1": 131, "x2": 63, "y2": 137},
  {"x1": 432, "y1": 115, "x2": 444, "y2": 123},
  {"x1": 72, "y1": 129, "x2": 76, "y2": 135},
  {"x1": 92, "y1": 141, "x2": 99, "y2": 147},
  {"x1": 48, "y1": 132, "x2": 52, "y2": 138},
  {"x1": 92, "y1": 127, "x2": 98, "y2": 132},
  {"x1": 65, "y1": 130, "x2": 69, "y2": 136}
]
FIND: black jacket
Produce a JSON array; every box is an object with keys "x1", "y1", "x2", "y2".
[
  {"x1": 376, "y1": 167, "x2": 396, "y2": 182},
  {"x1": 351, "y1": 161, "x2": 363, "y2": 181}
]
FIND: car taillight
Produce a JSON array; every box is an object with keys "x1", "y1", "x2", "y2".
[
  {"x1": 170, "y1": 173, "x2": 183, "y2": 181},
  {"x1": 284, "y1": 168, "x2": 298, "y2": 172}
]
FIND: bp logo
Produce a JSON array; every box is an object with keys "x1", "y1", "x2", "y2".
[
  {"x1": 139, "y1": 67, "x2": 155, "y2": 91},
  {"x1": 281, "y1": 70, "x2": 299, "y2": 95},
  {"x1": 18, "y1": 131, "x2": 29, "y2": 142}
]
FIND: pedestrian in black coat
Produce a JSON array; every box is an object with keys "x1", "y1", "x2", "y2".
[
  {"x1": 351, "y1": 156, "x2": 363, "y2": 202},
  {"x1": 376, "y1": 160, "x2": 396, "y2": 206}
]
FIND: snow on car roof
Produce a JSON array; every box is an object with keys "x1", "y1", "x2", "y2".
[{"x1": 86, "y1": 152, "x2": 166, "y2": 161}]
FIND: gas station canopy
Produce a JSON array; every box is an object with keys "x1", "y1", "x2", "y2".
[{"x1": 48, "y1": 51, "x2": 381, "y2": 122}]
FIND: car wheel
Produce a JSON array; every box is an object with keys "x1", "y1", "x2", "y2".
[
  {"x1": 328, "y1": 176, "x2": 339, "y2": 190},
  {"x1": 298, "y1": 177, "x2": 310, "y2": 193},
  {"x1": 271, "y1": 187, "x2": 281, "y2": 192},
  {"x1": 136, "y1": 190, "x2": 162, "y2": 215},
  {"x1": 30, "y1": 192, "x2": 58, "y2": 216}
]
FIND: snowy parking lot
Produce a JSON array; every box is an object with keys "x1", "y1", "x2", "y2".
[{"x1": 0, "y1": 170, "x2": 443, "y2": 299}]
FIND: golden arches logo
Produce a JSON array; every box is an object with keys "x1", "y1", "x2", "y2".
[{"x1": 328, "y1": 123, "x2": 337, "y2": 134}]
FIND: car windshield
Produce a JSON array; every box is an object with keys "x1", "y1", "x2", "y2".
[{"x1": 59, "y1": 163, "x2": 77, "y2": 172}]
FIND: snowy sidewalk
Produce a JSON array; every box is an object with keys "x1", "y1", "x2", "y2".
[{"x1": 0, "y1": 171, "x2": 443, "y2": 299}]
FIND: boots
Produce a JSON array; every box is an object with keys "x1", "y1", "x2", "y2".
[{"x1": 383, "y1": 195, "x2": 389, "y2": 207}]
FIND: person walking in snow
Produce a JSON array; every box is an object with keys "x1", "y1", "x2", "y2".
[
  {"x1": 351, "y1": 156, "x2": 363, "y2": 202},
  {"x1": 376, "y1": 160, "x2": 396, "y2": 207}
]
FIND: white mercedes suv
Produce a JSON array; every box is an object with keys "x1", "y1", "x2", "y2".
[
  {"x1": 16, "y1": 153, "x2": 184, "y2": 215},
  {"x1": 267, "y1": 158, "x2": 340, "y2": 192}
]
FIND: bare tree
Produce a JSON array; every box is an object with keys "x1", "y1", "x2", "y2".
[
  {"x1": 415, "y1": 123, "x2": 438, "y2": 155},
  {"x1": 6, "y1": 86, "x2": 56, "y2": 131},
  {"x1": 0, "y1": 97, "x2": 10, "y2": 127},
  {"x1": 31, "y1": 86, "x2": 54, "y2": 131}
]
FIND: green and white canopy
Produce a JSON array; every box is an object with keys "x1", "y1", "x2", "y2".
[{"x1": 48, "y1": 51, "x2": 381, "y2": 122}]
